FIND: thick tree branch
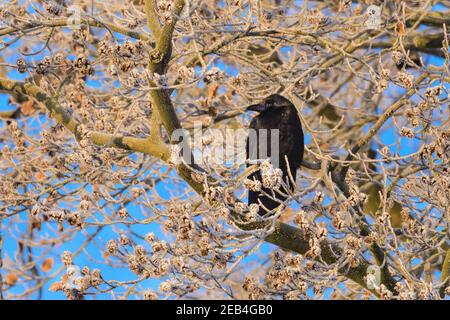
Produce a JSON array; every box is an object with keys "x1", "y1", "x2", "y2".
[
  {"x1": 409, "y1": 11, "x2": 450, "y2": 28},
  {"x1": 0, "y1": 78, "x2": 171, "y2": 161},
  {"x1": 0, "y1": 17, "x2": 151, "y2": 41},
  {"x1": 144, "y1": 0, "x2": 162, "y2": 40}
]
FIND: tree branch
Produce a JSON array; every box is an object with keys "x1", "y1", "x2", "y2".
[
  {"x1": 0, "y1": 78, "x2": 171, "y2": 161},
  {"x1": 137, "y1": 0, "x2": 396, "y2": 295},
  {"x1": 339, "y1": 72, "x2": 429, "y2": 179},
  {"x1": 0, "y1": 17, "x2": 151, "y2": 41}
]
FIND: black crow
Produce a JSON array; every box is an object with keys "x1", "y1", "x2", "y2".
[{"x1": 246, "y1": 94, "x2": 304, "y2": 215}]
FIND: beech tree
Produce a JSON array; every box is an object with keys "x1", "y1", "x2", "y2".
[{"x1": 0, "y1": 0, "x2": 449, "y2": 300}]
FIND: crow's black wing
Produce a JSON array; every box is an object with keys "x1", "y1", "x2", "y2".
[
  {"x1": 278, "y1": 106, "x2": 304, "y2": 183},
  {"x1": 246, "y1": 116, "x2": 289, "y2": 214}
]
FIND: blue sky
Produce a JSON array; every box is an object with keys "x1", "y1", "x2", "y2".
[{"x1": 1, "y1": 1, "x2": 449, "y2": 300}]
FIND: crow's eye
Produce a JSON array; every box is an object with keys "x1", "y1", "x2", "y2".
[{"x1": 266, "y1": 99, "x2": 274, "y2": 105}]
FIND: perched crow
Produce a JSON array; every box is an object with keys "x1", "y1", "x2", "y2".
[{"x1": 246, "y1": 94, "x2": 304, "y2": 215}]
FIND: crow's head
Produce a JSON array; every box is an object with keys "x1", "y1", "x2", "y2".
[{"x1": 246, "y1": 94, "x2": 292, "y2": 113}]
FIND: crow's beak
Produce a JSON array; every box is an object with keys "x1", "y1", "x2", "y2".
[{"x1": 246, "y1": 103, "x2": 267, "y2": 113}]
